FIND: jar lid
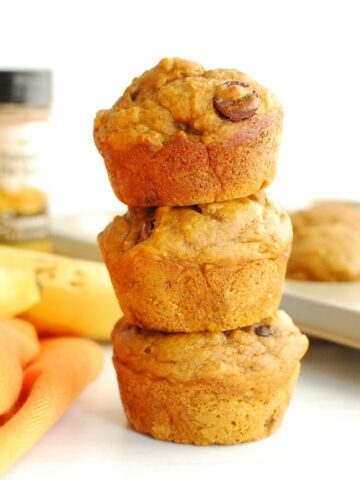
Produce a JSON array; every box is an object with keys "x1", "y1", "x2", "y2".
[{"x1": 0, "y1": 70, "x2": 52, "y2": 107}]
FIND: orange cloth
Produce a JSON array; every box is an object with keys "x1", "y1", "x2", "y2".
[{"x1": 0, "y1": 318, "x2": 104, "y2": 474}]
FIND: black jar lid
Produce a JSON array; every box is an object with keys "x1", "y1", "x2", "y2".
[{"x1": 0, "y1": 70, "x2": 52, "y2": 107}]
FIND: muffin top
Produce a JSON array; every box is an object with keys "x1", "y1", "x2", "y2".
[
  {"x1": 287, "y1": 201, "x2": 360, "y2": 281},
  {"x1": 94, "y1": 57, "x2": 282, "y2": 150},
  {"x1": 99, "y1": 192, "x2": 292, "y2": 265},
  {"x1": 112, "y1": 310, "x2": 308, "y2": 391}
]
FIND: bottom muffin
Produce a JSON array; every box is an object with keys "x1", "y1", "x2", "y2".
[{"x1": 112, "y1": 311, "x2": 308, "y2": 445}]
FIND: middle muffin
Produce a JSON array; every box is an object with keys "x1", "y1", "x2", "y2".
[{"x1": 99, "y1": 192, "x2": 292, "y2": 332}]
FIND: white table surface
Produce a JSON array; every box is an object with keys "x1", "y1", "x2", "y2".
[{"x1": 4, "y1": 340, "x2": 360, "y2": 480}]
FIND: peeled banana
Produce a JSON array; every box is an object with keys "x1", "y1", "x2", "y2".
[
  {"x1": 0, "y1": 267, "x2": 40, "y2": 317},
  {"x1": 0, "y1": 245, "x2": 121, "y2": 340}
]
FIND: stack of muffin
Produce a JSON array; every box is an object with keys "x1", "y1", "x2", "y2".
[{"x1": 94, "y1": 58, "x2": 308, "y2": 446}]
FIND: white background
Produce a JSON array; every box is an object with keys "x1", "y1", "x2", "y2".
[{"x1": 1, "y1": 0, "x2": 360, "y2": 215}]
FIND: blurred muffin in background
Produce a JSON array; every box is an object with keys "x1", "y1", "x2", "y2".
[{"x1": 287, "y1": 201, "x2": 360, "y2": 281}]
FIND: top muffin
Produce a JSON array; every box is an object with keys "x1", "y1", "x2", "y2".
[{"x1": 94, "y1": 58, "x2": 283, "y2": 206}]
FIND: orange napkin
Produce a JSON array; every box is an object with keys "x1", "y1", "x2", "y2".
[{"x1": 0, "y1": 318, "x2": 104, "y2": 474}]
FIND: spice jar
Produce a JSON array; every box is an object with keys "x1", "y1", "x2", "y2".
[{"x1": 0, "y1": 70, "x2": 52, "y2": 251}]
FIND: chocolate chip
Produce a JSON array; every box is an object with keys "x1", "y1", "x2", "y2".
[
  {"x1": 145, "y1": 191, "x2": 159, "y2": 204},
  {"x1": 254, "y1": 324, "x2": 272, "y2": 337},
  {"x1": 130, "y1": 90, "x2": 139, "y2": 101},
  {"x1": 223, "y1": 80, "x2": 250, "y2": 89},
  {"x1": 213, "y1": 81, "x2": 260, "y2": 122},
  {"x1": 189, "y1": 205, "x2": 202, "y2": 213},
  {"x1": 139, "y1": 220, "x2": 154, "y2": 242}
]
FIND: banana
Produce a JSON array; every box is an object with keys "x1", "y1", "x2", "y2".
[
  {"x1": 0, "y1": 245, "x2": 121, "y2": 340},
  {"x1": 0, "y1": 267, "x2": 41, "y2": 317}
]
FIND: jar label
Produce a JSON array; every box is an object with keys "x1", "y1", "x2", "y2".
[
  {"x1": 0, "y1": 121, "x2": 47, "y2": 191},
  {"x1": 0, "y1": 211, "x2": 50, "y2": 242},
  {"x1": 0, "y1": 120, "x2": 49, "y2": 244}
]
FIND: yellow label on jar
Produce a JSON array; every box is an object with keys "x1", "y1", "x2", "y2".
[
  {"x1": 0, "y1": 211, "x2": 49, "y2": 242},
  {"x1": 0, "y1": 121, "x2": 47, "y2": 190},
  {"x1": 0, "y1": 120, "x2": 50, "y2": 246}
]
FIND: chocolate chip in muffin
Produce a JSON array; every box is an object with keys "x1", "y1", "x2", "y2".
[
  {"x1": 223, "y1": 330, "x2": 233, "y2": 338},
  {"x1": 139, "y1": 220, "x2": 154, "y2": 242},
  {"x1": 145, "y1": 191, "x2": 160, "y2": 204},
  {"x1": 189, "y1": 205, "x2": 203, "y2": 213},
  {"x1": 130, "y1": 90, "x2": 139, "y2": 101},
  {"x1": 254, "y1": 324, "x2": 272, "y2": 337},
  {"x1": 213, "y1": 81, "x2": 260, "y2": 121}
]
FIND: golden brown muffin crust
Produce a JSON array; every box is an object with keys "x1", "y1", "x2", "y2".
[
  {"x1": 101, "y1": 191, "x2": 292, "y2": 266},
  {"x1": 112, "y1": 310, "x2": 308, "y2": 392},
  {"x1": 115, "y1": 360, "x2": 300, "y2": 445},
  {"x1": 287, "y1": 201, "x2": 360, "y2": 281},
  {"x1": 112, "y1": 311, "x2": 308, "y2": 445},
  {"x1": 95, "y1": 57, "x2": 281, "y2": 149},
  {"x1": 99, "y1": 193, "x2": 292, "y2": 331},
  {"x1": 94, "y1": 58, "x2": 283, "y2": 206}
]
